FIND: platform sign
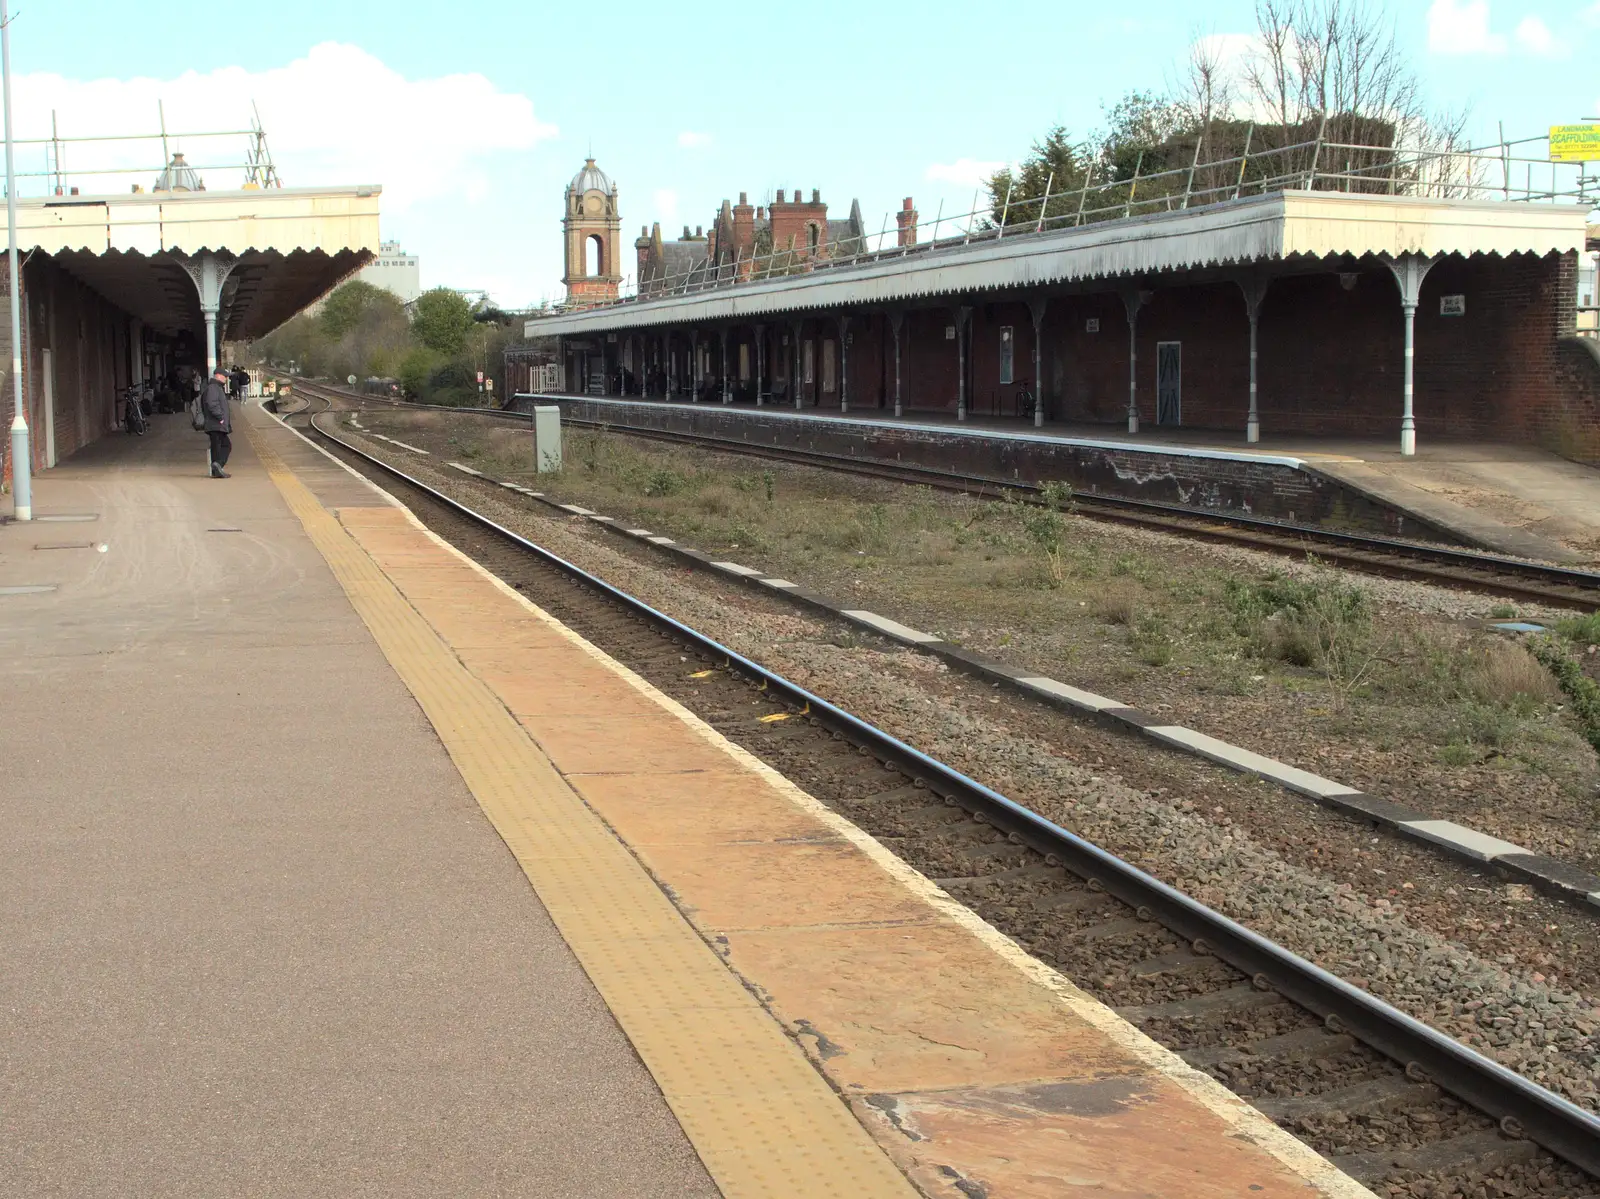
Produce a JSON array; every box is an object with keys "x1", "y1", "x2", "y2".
[
  {"x1": 1440, "y1": 294, "x2": 1466, "y2": 316},
  {"x1": 1085, "y1": 318, "x2": 1101, "y2": 333},
  {"x1": 1550, "y1": 125, "x2": 1600, "y2": 162}
]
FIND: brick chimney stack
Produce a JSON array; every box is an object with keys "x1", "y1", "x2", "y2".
[
  {"x1": 733, "y1": 190, "x2": 756, "y2": 261},
  {"x1": 896, "y1": 196, "x2": 918, "y2": 247}
]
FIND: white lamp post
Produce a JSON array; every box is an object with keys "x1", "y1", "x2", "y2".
[{"x1": 2, "y1": 0, "x2": 30, "y2": 520}]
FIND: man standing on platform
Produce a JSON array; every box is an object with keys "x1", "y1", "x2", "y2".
[{"x1": 201, "y1": 366, "x2": 233, "y2": 478}]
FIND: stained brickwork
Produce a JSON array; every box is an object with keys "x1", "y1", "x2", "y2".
[{"x1": 541, "y1": 396, "x2": 1467, "y2": 542}]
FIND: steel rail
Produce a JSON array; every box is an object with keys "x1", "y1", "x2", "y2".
[{"x1": 303, "y1": 402, "x2": 1600, "y2": 1180}]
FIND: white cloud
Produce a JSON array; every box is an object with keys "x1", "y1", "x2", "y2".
[
  {"x1": 677, "y1": 131, "x2": 712, "y2": 149},
  {"x1": 1426, "y1": 0, "x2": 1506, "y2": 55},
  {"x1": 652, "y1": 188, "x2": 680, "y2": 231},
  {"x1": 1513, "y1": 14, "x2": 1563, "y2": 55},
  {"x1": 925, "y1": 158, "x2": 1006, "y2": 187},
  {"x1": 11, "y1": 42, "x2": 556, "y2": 216}
]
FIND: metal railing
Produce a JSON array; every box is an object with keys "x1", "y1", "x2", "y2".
[{"x1": 539, "y1": 129, "x2": 1599, "y2": 317}]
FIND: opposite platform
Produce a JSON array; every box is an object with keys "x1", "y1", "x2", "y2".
[{"x1": 245, "y1": 403, "x2": 1376, "y2": 1198}]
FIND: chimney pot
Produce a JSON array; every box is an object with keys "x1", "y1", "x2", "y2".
[
  {"x1": 683, "y1": 225, "x2": 691, "y2": 239},
  {"x1": 812, "y1": 189, "x2": 820, "y2": 203},
  {"x1": 696, "y1": 225, "x2": 703, "y2": 237},
  {"x1": 757, "y1": 207, "x2": 765, "y2": 219},
  {"x1": 903, "y1": 196, "x2": 914, "y2": 210},
  {"x1": 776, "y1": 189, "x2": 786, "y2": 203},
  {"x1": 739, "y1": 191, "x2": 748, "y2": 205}
]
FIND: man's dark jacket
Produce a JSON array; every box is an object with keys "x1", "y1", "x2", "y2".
[{"x1": 200, "y1": 378, "x2": 231, "y2": 434}]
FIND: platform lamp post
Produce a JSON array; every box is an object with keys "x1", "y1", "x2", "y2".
[{"x1": 2, "y1": 0, "x2": 31, "y2": 520}]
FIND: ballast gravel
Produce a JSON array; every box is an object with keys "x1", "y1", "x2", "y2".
[{"x1": 344, "y1": 431, "x2": 1600, "y2": 1117}]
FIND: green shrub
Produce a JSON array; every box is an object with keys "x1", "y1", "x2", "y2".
[
  {"x1": 1528, "y1": 637, "x2": 1600, "y2": 753},
  {"x1": 644, "y1": 468, "x2": 689, "y2": 497}
]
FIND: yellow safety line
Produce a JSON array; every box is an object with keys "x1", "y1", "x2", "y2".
[{"x1": 245, "y1": 422, "x2": 917, "y2": 1198}]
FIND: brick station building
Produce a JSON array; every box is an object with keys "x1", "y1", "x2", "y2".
[{"x1": 531, "y1": 174, "x2": 1600, "y2": 460}]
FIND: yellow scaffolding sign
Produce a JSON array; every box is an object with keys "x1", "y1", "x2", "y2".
[{"x1": 1550, "y1": 125, "x2": 1600, "y2": 162}]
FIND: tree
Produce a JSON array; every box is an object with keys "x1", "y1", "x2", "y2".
[
  {"x1": 986, "y1": 0, "x2": 1466, "y2": 222},
  {"x1": 398, "y1": 347, "x2": 438, "y2": 399},
  {"x1": 986, "y1": 125, "x2": 1093, "y2": 231},
  {"x1": 319, "y1": 280, "x2": 390, "y2": 340},
  {"x1": 411, "y1": 287, "x2": 474, "y2": 355}
]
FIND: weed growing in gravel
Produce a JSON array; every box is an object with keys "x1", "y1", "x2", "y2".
[
  {"x1": 1130, "y1": 614, "x2": 1176, "y2": 666},
  {"x1": 1556, "y1": 609, "x2": 1600, "y2": 646}
]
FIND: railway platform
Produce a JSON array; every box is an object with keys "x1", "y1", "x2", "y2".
[
  {"x1": 0, "y1": 405, "x2": 1374, "y2": 1198},
  {"x1": 533, "y1": 394, "x2": 1600, "y2": 563}
]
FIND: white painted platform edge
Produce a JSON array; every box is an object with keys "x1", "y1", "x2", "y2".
[
  {"x1": 446, "y1": 462, "x2": 484, "y2": 476},
  {"x1": 1016, "y1": 676, "x2": 1121, "y2": 713},
  {"x1": 761, "y1": 578, "x2": 800, "y2": 589},
  {"x1": 841, "y1": 609, "x2": 943, "y2": 644},
  {"x1": 712, "y1": 561, "x2": 763, "y2": 576},
  {"x1": 1398, "y1": 819, "x2": 1530, "y2": 863},
  {"x1": 1146, "y1": 726, "x2": 1362, "y2": 800}
]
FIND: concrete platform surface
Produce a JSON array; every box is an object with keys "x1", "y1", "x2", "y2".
[{"x1": 0, "y1": 412, "x2": 717, "y2": 1198}]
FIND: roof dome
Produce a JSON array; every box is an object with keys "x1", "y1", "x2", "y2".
[
  {"x1": 154, "y1": 152, "x2": 203, "y2": 193},
  {"x1": 568, "y1": 157, "x2": 613, "y2": 195}
]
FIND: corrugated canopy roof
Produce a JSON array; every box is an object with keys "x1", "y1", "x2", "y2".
[{"x1": 528, "y1": 190, "x2": 1589, "y2": 337}]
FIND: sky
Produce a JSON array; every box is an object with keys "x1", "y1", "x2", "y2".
[{"x1": 8, "y1": 0, "x2": 1599, "y2": 310}]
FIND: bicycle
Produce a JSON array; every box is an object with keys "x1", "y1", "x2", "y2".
[
  {"x1": 123, "y1": 385, "x2": 148, "y2": 436},
  {"x1": 1016, "y1": 386, "x2": 1036, "y2": 422}
]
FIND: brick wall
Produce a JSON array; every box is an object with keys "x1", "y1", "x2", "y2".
[{"x1": 884, "y1": 252, "x2": 1585, "y2": 447}]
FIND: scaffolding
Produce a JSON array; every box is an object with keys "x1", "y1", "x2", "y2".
[
  {"x1": 8, "y1": 101, "x2": 282, "y2": 196},
  {"x1": 611, "y1": 127, "x2": 1600, "y2": 308}
]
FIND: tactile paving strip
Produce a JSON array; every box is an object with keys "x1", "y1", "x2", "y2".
[{"x1": 246, "y1": 418, "x2": 918, "y2": 1198}]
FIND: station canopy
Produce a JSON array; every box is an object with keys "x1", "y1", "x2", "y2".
[
  {"x1": 13, "y1": 184, "x2": 382, "y2": 341},
  {"x1": 528, "y1": 190, "x2": 1591, "y2": 336}
]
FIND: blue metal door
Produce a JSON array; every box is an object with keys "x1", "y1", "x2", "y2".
[{"x1": 1156, "y1": 341, "x2": 1181, "y2": 426}]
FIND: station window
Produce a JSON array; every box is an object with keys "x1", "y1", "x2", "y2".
[
  {"x1": 822, "y1": 340, "x2": 837, "y2": 393},
  {"x1": 999, "y1": 326, "x2": 1014, "y2": 385},
  {"x1": 739, "y1": 343, "x2": 750, "y2": 381},
  {"x1": 803, "y1": 340, "x2": 815, "y2": 384}
]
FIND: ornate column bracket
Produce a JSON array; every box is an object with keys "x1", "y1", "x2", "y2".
[
  {"x1": 1237, "y1": 272, "x2": 1273, "y2": 445},
  {"x1": 1027, "y1": 296, "x2": 1049, "y2": 428},
  {"x1": 954, "y1": 305, "x2": 973, "y2": 421},
  {"x1": 1382, "y1": 253, "x2": 1440, "y2": 457},
  {"x1": 171, "y1": 250, "x2": 240, "y2": 374},
  {"x1": 887, "y1": 309, "x2": 906, "y2": 418},
  {"x1": 1119, "y1": 286, "x2": 1151, "y2": 434}
]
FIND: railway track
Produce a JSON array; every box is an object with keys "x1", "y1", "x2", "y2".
[
  {"x1": 286, "y1": 391, "x2": 1600, "y2": 1198},
  {"x1": 286, "y1": 377, "x2": 1600, "y2": 613}
]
